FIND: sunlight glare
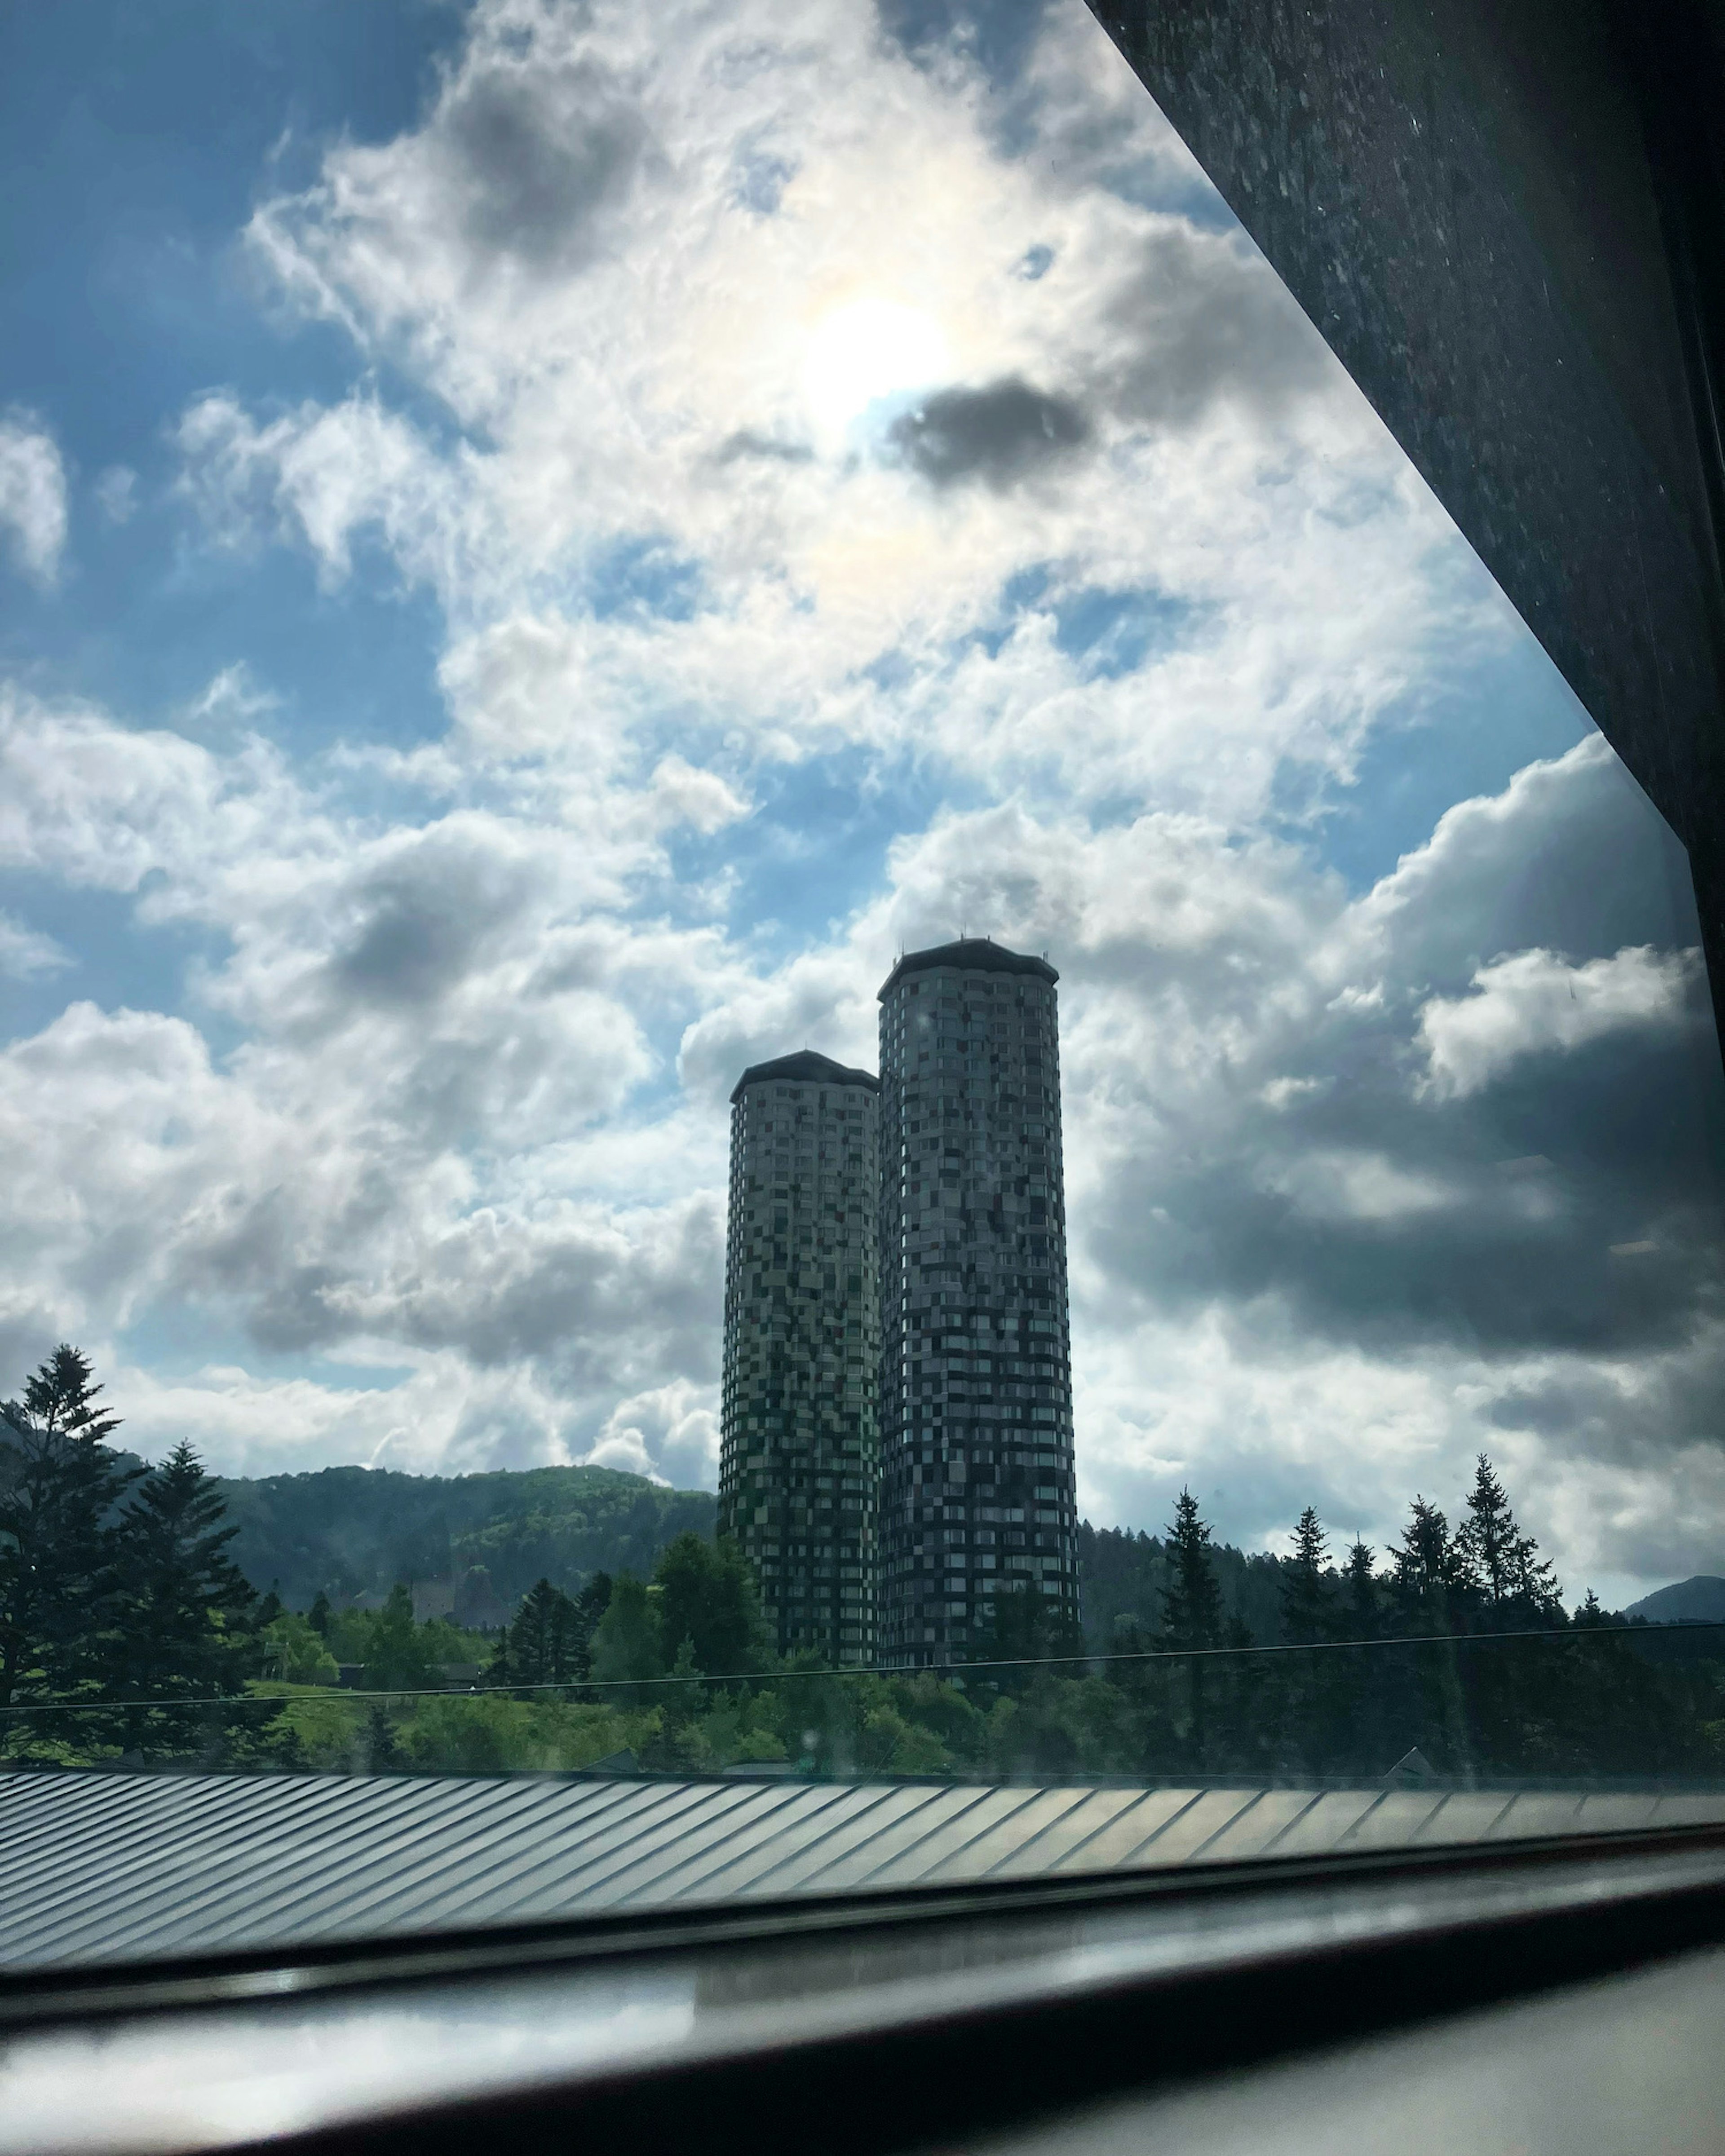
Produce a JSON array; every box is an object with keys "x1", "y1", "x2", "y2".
[{"x1": 802, "y1": 297, "x2": 951, "y2": 442}]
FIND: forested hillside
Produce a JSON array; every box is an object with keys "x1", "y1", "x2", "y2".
[
  {"x1": 10, "y1": 1344, "x2": 1721, "y2": 1785},
  {"x1": 216, "y1": 1463, "x2": 717, "y2": 1616},
  {"x1": 215, "y1": 1458, "x2": 1289, "y2": 1641},
  {"x1": 211, "y1": 1465, "x2": 1502, "y2": 1650},
  {"x1": 1078, "y1": 1522, "x2": 1290, "y2": 1648}
]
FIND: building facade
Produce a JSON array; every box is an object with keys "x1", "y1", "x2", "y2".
[
  {"x1": 876, "y1": 940, "x2": 1078, "y2": 1666},
  {"x1": 717, "y1": 1050, "x2": 881, "y2": 1663}
]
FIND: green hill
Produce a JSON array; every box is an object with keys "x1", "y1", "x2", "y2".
[
  {"x1": 215, "y1": 1458, "x2": 1303, "y2": 1646},
  {"x1": 217, "y1": 1462, "x2": 717, "y2": 1618}
]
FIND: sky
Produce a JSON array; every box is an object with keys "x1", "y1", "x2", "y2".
[{"x1": 1, "y1": 0, "x2": 1721, "y2": 1607}]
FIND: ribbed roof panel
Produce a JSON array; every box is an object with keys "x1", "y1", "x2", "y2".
[{"x1": 3, "y1": 1769, "x2": 1719, "y2": 1972}]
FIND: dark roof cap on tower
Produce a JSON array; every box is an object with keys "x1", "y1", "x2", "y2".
[
  {"x1": 877, "y1": 937, "x2": 1058, "y2": 1002},
  {"x1": 730, "y1": 1050, "x2": 880, "y2": 1104}
]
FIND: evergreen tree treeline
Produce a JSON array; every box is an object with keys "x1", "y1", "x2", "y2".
[
  {"x1": 6, "y1": 1349, "x2": 1725, "y2": 1786},
  {"x1": 1, "y1": 1348, "x2": 280, "y2": 1762}
]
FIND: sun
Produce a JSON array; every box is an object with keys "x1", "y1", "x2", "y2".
[{"x1": 801, "y1": 297, "x2": 951, "y2": 442}]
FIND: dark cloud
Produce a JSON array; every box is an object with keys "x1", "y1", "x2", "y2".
[
  {"x1": 1092, "y1": 226, "x2": 1335, "y2": 429},
  {"x1": 168, "y1": 1173, "x2": 401, "y2": 1354},
  {"x1": 875, "y1": 0, "x2": 1052, "y2": 88},
  {"x1": 168, "y1": 1156, "x2": 718, "y2": 1386},
  {"x1": 1093, "y1": 1041, "x2": 1724, "y2": 1359},
  {"x1": 887, "y1": 377, "x2": 1090, "y2": 489},
  {"x1": 385, "y1": 1204, "x2": 723, "y2": 1383},
  {"x1": 329, "y1": 840, "x2": 534, "y2": 1012},
  {"x1": 1485, "y1": 1331, "x2": 1725, "y2": 1483},
  {"x1": 444, "y1": 59, "x2": 647, "y2": 272},
  {"x1": 1369, "y1": 739, "x2": 1698, "y2": 978},
  {"x1": 0, "y1": 1305, "x2": 67, "y2": 1400},
  {"x1": 1077, "y1": 738, "x2": 1725, "y2": 1365},
  {"x1": 335, "y1": 888, "x2": 486, "y2": 1009},
  {"x1": 713, "y1": 430, "x2": 815, "y2": 465}
]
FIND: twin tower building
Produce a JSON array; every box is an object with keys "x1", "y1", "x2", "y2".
[{"x1": 718, "y1": 938, "x2": 1078, "y2": 1668}]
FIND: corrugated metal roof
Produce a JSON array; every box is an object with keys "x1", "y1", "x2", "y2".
[{"x1": 4, "y1": 1769, "x2": 1722, "y2": 1973}]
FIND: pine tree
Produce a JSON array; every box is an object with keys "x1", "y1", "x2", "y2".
[
  {"x1": 1456, "y1": 1455, "x2": 1560, "y2": 1619},
  {"x1": 505, "y1": 1578, "x2": 583, "y2": 1685},
  {"x1": 364, "y1": 1584, "x2": 430, "y2": 1692},
  {"x1": 111, "y1": 1440, "x2": 259, "y2": 1758},
  {"x1": 306, "y1": 1591, "x2": 332, "y2": 1638},
  {"x1": 0, "y1": 1345, "x2": 138, "y2": 1723},
  {"x1": 972, "y1": 1581, "x2": 1084, "y2": 1693},
  {"x1": 1158, "y1": 1490, "x2": 1224, "y2": 1774},
  {"x1": 1280, "y1": 1507, "x2": 1336, "y2": 1646},
  {"x1": 1574, "y1": 1589, "x2": 1610, "y2": 1629},
  {"x1": 491, "y1": 1573, "x2": 614, "y2": 1692},
  {"x1": 1159, "y1": 1489, "x2": 1224, "y2": 1651},
  {"x1": 115, "y1": 1442, "x2": 256, "y2": 1684},
  {"x1": 640, "y1": 1637, "x2": 708, "y2": 1772},
  {"x1": 485, "y1": 1618, "x2": 513, "y2": 1685},
  {"x1": 571, "y1": 1572, "x2": 612, "y2": 1674},
  {"x1": 1342, "y1": 1539, "x2": 1380, "y2": 1637},
  {"x1": 1388, "y1": 1498, "x2": 1478, "y2": 1627},
  {"x1": 661, "y1": 1635, "x2": 703, "y2": 1730},
  {"x1": 365, "y1": 1701, "x2": 405, "y2": 1773},
  {"x1": 589, "y1": 1572, "x2": 664, "y2": 1698},
  {"x1": 1387, "y1": 1498, "x2": 1485, "y2": 1773},
  {"x1": 653, "y1": 1534, "x2": 769, "y2": 1678}
]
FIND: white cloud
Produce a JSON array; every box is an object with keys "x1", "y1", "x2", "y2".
[
  {"x1": 0, "y1": 910, "x2": 70, "y2": 981},
  {"x1": 0, "y1": 684, "x2": 329, "y2": 902},
  {"x1": 182, "y1": 0, "x2": 1480, "y2": 845},
  {"x1": 93, "y1": 465, "x2": 137, "y2": 526},
  {"x1": 0, "y1": 413, "x2": 68, "y2": 584},
  {"x1": 1418, "y1": 945, "x2": 1703, "y2": 1100},
  {"x1": 175, "y1": 390, "x2": 464, "y2": 592},
  {"x1": 183, "y1": 664, "x2": 280, "y2": 733},
  {"x1": 647, "y1": 753, "x2": 749, "y2": 834},
  {"x1": 586, "y1": 1377, "x2": 720, "y2": 1487},
  {"x1": 0, "y1": 680, "x2": 1683, "y2": 1569},
  {"x1": 1265, "y1": 1148, "x2": 1461, "y2": 1224}
]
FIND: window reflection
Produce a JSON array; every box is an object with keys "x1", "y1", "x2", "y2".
[{"x1": 0, "y1": 0, "x2": 1721, "y2": 1883}]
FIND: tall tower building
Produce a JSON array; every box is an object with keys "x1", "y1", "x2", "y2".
[
  {"x1": 718, "y1": 1050, "x2": 881, "y2": 1664},
  {"x1": 876, "y1": 940, "x2": 1077, "y2": 1666}
]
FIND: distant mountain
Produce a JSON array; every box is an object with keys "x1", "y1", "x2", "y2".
[
  {"x1": 1625, "y1": 1576, "x2": 1725, "y2": 1625},
  {"x1": 215, "y1": 1462, "x2": 717, "y2": 1617}
]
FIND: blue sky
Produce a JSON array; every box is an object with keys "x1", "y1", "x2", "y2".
[{"x1": 0, "y1": 0, "x2": 1719, "y2": 1604}]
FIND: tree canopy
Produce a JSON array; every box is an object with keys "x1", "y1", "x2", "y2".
[{"x1": 2, "y1": 1348, "x2": 1712, "y2": 1790}]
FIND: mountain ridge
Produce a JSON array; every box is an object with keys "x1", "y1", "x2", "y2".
[
  {"x1": 1624, "y1": 1575, "x2": 1725, "y2": 1626},
  {"x1": 214, "y1": 1458, "x2": 718, "y2": 1615}
]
